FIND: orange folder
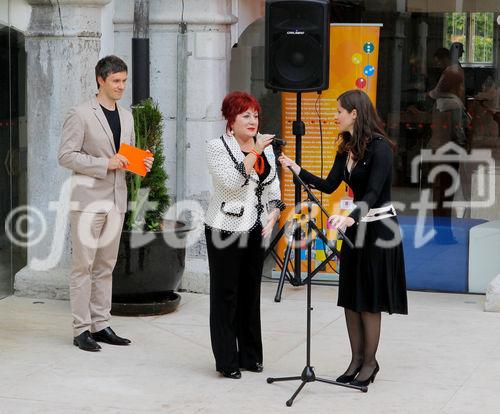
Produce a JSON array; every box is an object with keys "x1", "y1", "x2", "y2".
[{"x1": 118, "y1": 143, "x2": 150, "y2": 177}]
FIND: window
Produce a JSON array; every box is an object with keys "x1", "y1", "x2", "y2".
[{"x1": 444, "y1": 12, "x2": 494, "y2": 65}]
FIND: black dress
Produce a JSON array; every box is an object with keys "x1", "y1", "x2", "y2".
[{"x1": 299, "y1": 136, "x2": 408, "y2": 314}]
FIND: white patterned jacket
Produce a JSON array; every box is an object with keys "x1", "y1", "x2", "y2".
[{"x1": 204, "y1": 132, "x2": 286, "y2": 233}]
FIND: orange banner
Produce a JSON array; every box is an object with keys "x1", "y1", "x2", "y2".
[{"x1": 276, "y1": 24, "x2": 381, "y2": 279}]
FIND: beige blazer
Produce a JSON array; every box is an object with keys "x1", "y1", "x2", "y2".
[{"x1": 58, "y1": 97, "x2": 135, "y2": 213}]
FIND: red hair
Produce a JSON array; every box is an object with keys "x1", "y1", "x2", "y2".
[{"x1": 221, "y1": 91, "x2": 261, "y2": 132}]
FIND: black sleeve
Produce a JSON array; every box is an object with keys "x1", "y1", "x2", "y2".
[
  {"x1": 297, "y1": 152, "x2": 347, "y2": 194},
  {"x1": 348, "y1": 140, "x2": 393, "y2": 222}
]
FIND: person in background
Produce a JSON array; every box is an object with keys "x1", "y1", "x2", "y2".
[{"x1": 428, "y1": 43, "x2": 469, "y2": 235}]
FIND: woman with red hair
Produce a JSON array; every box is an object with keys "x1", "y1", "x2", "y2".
[{"x1": 205, "y1": 91, "x2": 285, "y2": 379}]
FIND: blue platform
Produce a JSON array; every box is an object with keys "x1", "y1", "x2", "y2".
[{"x1": 398, "y1": 216, "x2": 487, "y2": 293}]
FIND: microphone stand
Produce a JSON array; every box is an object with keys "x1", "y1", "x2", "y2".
[{"x1": 267, "y1": 166, "x2": 367, "y2": 406}]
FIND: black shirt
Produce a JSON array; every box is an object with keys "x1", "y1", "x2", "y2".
[
  {"x1": 100, "y1": 104, "x2": 121, "y2": 151},
  {"x1": 298, "y1": 136, "x2": 393, "y2": 222}
]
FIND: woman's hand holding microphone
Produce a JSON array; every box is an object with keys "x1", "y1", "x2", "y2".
[
  {"x1": 254, "y1": 134, "x2": 275, "y2": 153},
  {"x1": 243, "y1": 134, "x2": 275, "y2": 176}
]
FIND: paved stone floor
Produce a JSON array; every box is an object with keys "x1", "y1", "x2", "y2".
[{"x1": 1, "y1": 282, "x2": 499, "y2": 413}]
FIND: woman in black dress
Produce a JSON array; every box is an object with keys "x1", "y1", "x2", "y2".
[{"x1": 278, "y1": 89, "x2": 407, "y2": 387}]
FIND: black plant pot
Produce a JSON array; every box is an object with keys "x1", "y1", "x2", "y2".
[{"x1": 111, "y1": 220, "x2": 191, "y2": 316}]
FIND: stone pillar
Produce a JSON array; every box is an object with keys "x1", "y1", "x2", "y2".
[
  {"x1": 15, "y1": 0, "x2": 111, "y2": 298},
  {"x1": 114, "y1": 0, "x2": 236, "y2": 293}
]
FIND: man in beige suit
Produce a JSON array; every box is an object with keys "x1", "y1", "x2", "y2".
[{"x1": 58, "y1": 55, "x2": 153, "y2": 351}]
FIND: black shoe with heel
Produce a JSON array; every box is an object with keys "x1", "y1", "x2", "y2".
[
  {"x1": 350, "y1": 362, "x2": 379, "y2": 387},
  {"x1": 242, "y1": 362, "x2": 263, "y2": 373},
  {"x1": 335, "y1": 364, "x2": 362, "y2": 384},
  {"x1": 218, "y1": 369, "x2": 242, "y2": 379}
]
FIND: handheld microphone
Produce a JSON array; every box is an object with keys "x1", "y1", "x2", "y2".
[
  {"x1": 272, "y1": 138, "x2": 287, "y2": 146},
  {"x1": 254, "y1": 133, "x2": 287, "y2": 146}
]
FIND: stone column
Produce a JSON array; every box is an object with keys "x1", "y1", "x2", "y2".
[
  {"x1": 114, "y1": 0, "x2": 236, "y2": 293},
  {"x1": 15, "y1": 0, "x2": 111, "y2": 298}
]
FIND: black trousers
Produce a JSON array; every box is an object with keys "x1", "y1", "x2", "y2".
[{"x1": 205, "y1": 225, "x2": 265, "y2": 372}]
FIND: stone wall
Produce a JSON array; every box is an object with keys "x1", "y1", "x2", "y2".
[
  {"x1": 114, "y1": 0, "x2": 236, "y2": 293},
  {"x1": 15, "y1": 0, "x2": 112, "y2": 299},
  {"x1": 15, "y1": 0, "x2": 259, "y2": 297}
]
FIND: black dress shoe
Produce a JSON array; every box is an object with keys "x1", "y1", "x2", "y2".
[
  {"x1": 91, "y1": 327, "x2": 131, "y2": 346},
  {"x1": 73, "y1": 330, "x2": 101, "y2": 352},
  {"x1": 335, "y1": 364, "x2": 362, "y2": 384},
  {"x1": 219, "y1": 369, "x2": 241, "y2": 379},
  {"x1": 243, "y1": 362, "x2": 263, "y2": 373},
  {"x1": 350, "y1": 362, "x2": 380, "y2": 387}
]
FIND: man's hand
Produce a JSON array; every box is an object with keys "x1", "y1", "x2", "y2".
[
  {"x1": 108, "y1": 153, "x2": 129, "y2": 170},
  {"x1": 144, "y1": 150, "x2": 154, "y2": 173}
]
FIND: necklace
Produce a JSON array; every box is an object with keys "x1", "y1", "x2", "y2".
[
  {"x1": 345, "y1": 152, "x2": 357, "y2": 178},
  {"x1": 344, "y1": 152, "x2": 357, "y2": 196}
]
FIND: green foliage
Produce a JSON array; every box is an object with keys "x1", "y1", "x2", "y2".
[
  {"x1": 125, "y1": 99, "x2": 170, "y2": 231},
  {"x1": 473, "y1": 36, "x2": 493, "y2": 63},
  {"x1": 472, "y1": 12, "x2": 493, "y2": 63},
  {"x1": 444, "y1": 12, "x2": 493, "y2": 64},
  {"x1": 445, "y1": 12, "x2": 465, "y2": 39}
]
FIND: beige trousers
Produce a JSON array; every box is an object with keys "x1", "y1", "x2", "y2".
[{"x1": 69, "y1": 205, "x2": 124, "y2": 336}]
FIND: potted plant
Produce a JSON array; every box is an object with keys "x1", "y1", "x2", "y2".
[{"x1": 111, "y1": 99, "x2": 190, "y2": 316}]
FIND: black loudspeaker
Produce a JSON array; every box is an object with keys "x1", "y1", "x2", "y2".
[{"x1": 265, "y1": 0, "x2": 330, "y2": 92}]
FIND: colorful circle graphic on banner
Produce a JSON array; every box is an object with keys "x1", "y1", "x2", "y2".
[
  {"x1": 363, "y1": 42, "x2": 375, "y2": 53},
  {"x1": 363, "y1": 65, "x2": 375, "y2": 77},
  {"x1": 351, "y1": 53, "x2": 362, "y2": 65},
  {"x1": 355, "y1": 77, "x2": 367, "y2": 89}
]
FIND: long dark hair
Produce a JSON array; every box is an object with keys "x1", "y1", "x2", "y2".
[{"x1": 337, "y1": 89, "x2": 394, "y2": 160}]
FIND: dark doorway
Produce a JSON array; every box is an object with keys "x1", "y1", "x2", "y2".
[{"x1": 0, "y1": 23, "x2": 27, "y2": 299}]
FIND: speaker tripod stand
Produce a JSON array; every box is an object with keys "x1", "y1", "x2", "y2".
[
  {"x1": 266, "y1": 168, "x2": 367, "y2": 407},
  {"x1": 271, "y1": 209, "x2": 335, "y2": 302},
  {"x1": 271, "y1": 163, "x2": 354, "y2": 302},
  {"x1": 263, "y1": 217, "x2": 302, "y2": 296}
]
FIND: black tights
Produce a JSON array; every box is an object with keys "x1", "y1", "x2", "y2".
[{"x1": 342, "y1": 308, "x2": 381, "y2": 381}]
